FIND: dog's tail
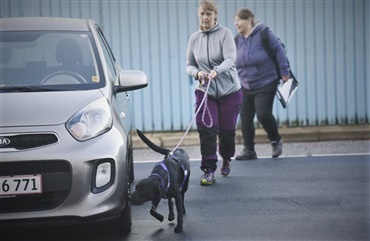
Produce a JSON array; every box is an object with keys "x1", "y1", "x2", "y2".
[{"x1": 136, "y1": 129, "x2": 170, "y2": 156}]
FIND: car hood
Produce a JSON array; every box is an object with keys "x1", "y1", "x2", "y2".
[{"x1": 0, "y1": 90, "x2": 105, "y2": 127}]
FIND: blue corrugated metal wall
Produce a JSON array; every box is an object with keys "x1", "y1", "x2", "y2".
[{"x1": 1, "y1": 0, "x2": 369, "y2": 132}]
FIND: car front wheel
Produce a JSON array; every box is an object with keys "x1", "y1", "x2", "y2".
[{"x1": 108, "y1": 168, "x2": 132, "y2": 233}]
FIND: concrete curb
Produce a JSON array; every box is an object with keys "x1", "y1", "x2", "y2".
[{"x1": 132, "y1": 124, "x2": 370, "y2": 149}]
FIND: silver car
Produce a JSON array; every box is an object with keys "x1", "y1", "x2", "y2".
[{"x1": 0, "y1": 17, "x2": 147, "y2": 232}]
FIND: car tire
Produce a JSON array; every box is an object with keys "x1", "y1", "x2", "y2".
[
  {"x1": 108, "y1": 203, "x2": 132, "y2": 234},
  {"x1": 108, "y1": 178, "x2": 132, "y2": 233},
  {"x1": 128, "y1": 137, "x2": 135, "y2": 183},
  {"x1": 119, "y1": 200, "x2": 132, "y2": 232},
  {"x1": 129, "y1": 148, "x2": 135, "y2": 183}
]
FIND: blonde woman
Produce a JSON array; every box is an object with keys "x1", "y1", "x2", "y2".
[{"x1": 186, "y1": 0, "x2": 242, "y2": 185}]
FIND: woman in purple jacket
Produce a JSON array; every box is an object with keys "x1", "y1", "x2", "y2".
[{"x1": 234, "y1": 8, "x2": 289, "y2": 160}]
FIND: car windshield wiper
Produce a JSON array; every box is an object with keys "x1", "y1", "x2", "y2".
[{"x1": 0, "y1": 86, "x2": 78, "y2": 92}]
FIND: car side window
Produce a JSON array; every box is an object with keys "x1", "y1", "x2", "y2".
[{"x1": 95, "y1": 26, "x2": 116, "y2": 80}]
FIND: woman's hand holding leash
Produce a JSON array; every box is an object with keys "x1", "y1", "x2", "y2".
[
  {"x1": 198, "y1": 70, "x2": 217, "y2": 86},
  {"x1": 208, "y1": 69, "x2": 218, "y2": 79},
  {"x1": 197, "y1": 71, "x2": 207, "y2": 81}
]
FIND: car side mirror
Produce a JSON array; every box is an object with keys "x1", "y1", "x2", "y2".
[{"x1": 115, "y1": 70, "x2": 148, "y2": 93}]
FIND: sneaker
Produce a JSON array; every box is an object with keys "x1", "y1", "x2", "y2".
[
  {"x1": 235, "y1": 148, "x2": 257, "y2": 160},
  {"x1": 220, "y1": 159, "x2": 231, "y2": 176},
  {"x1": 271, "y1": 141, "x2": 282, "y2": 158},
  {"x1": 200, "y1": 169, "x2": 215, "y2": 185}
]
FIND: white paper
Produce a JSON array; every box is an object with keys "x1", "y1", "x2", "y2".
[{"x1": 276, "y1": 78, "x2": 298, "y2": 107}]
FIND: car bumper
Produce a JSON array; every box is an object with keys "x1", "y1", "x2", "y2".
[{"x1": 0, "y1": 123, "x2": 130, "y2": 225}]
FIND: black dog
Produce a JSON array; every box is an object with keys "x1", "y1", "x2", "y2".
[{"x1": 129, "y1": 129, "x2": 191, "y2": 233}]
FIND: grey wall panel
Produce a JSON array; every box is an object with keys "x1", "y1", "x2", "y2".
[
  {"x1": 366, "y1": 0, "x2": 370, "y2": 125},
  {"x1": 1, "y1": 0, "x2": 368, "y2": 132},
  {"x1": 354, "y1": 1, "x2": 368, "y2": 124}
]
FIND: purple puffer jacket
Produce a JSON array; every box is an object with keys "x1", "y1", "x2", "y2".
[{"x1": 235, "y1": 23, "x2": 289, "y2": 90}]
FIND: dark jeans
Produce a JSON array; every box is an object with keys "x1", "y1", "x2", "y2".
[
  {"x1": 240, "y1": 83, "x2": 281, "y2": 151},
  {"x1": 195, "y1": 89, "x2": 242, "y2": 171}
]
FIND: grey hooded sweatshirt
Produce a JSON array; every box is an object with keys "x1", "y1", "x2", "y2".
[{"x1": 186, "y1": 22, "x2": 241, "y2": 99}]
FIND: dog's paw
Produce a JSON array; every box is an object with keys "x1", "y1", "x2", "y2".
[
  {"x1": 174, "y1": 226, "x2": 183, "y2": 233},
  {"x1": 150, "y1": 210, "x2": 164, "y2": 222},
  {"x1": 154, "y1": 213, "x2": 164, "y2": 222},
  {"x1": 168, "y1": 214, "x2": 175, "y2": 221}
]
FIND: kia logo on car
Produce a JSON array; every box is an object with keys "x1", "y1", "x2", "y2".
[{"x1": 0, "y1": 137, "x2": 11, "y2": 147}]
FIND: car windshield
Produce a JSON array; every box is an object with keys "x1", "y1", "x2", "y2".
[{"x1": 0, "y1": 31, "x2": 104, "y2": 91}]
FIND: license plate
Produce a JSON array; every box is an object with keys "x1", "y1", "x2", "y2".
[{"x1": 0, "y1": 174, "x2": 42, "y2": 196}]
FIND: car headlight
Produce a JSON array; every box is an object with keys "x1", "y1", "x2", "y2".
[{"x1": 66, "y1": 98, "x2": 112, "y2": 141}]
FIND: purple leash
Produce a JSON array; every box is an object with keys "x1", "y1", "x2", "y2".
[{"x1": 170, "y1": 76, "x2": 212, "y2": 155}]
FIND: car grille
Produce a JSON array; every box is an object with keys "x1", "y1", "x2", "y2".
[
  {"x1": 0, "y1": 160, "x2": 72, "y2": 213},
  {"x1": 0, "y1": 134, "x2": 59, "y2": 150}
]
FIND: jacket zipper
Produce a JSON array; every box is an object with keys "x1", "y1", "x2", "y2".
[{"x1": 206, "y1": 33, "x2": 219, "y2": 98}]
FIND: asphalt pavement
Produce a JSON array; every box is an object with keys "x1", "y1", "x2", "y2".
[
  {"x1": 128, "y1": 154, "x2": 369, "y2": 241},
  {"x1": 3, "y1": 141, "x2": 369, "y2": 241},
  {"x1": 129, "y1": 138, "x2": 370, "y2": 241}
]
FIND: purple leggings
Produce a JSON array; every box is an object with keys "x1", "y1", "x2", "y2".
[{"x1": 195, "y1": 89, "x2": 242, "y2": 171}]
